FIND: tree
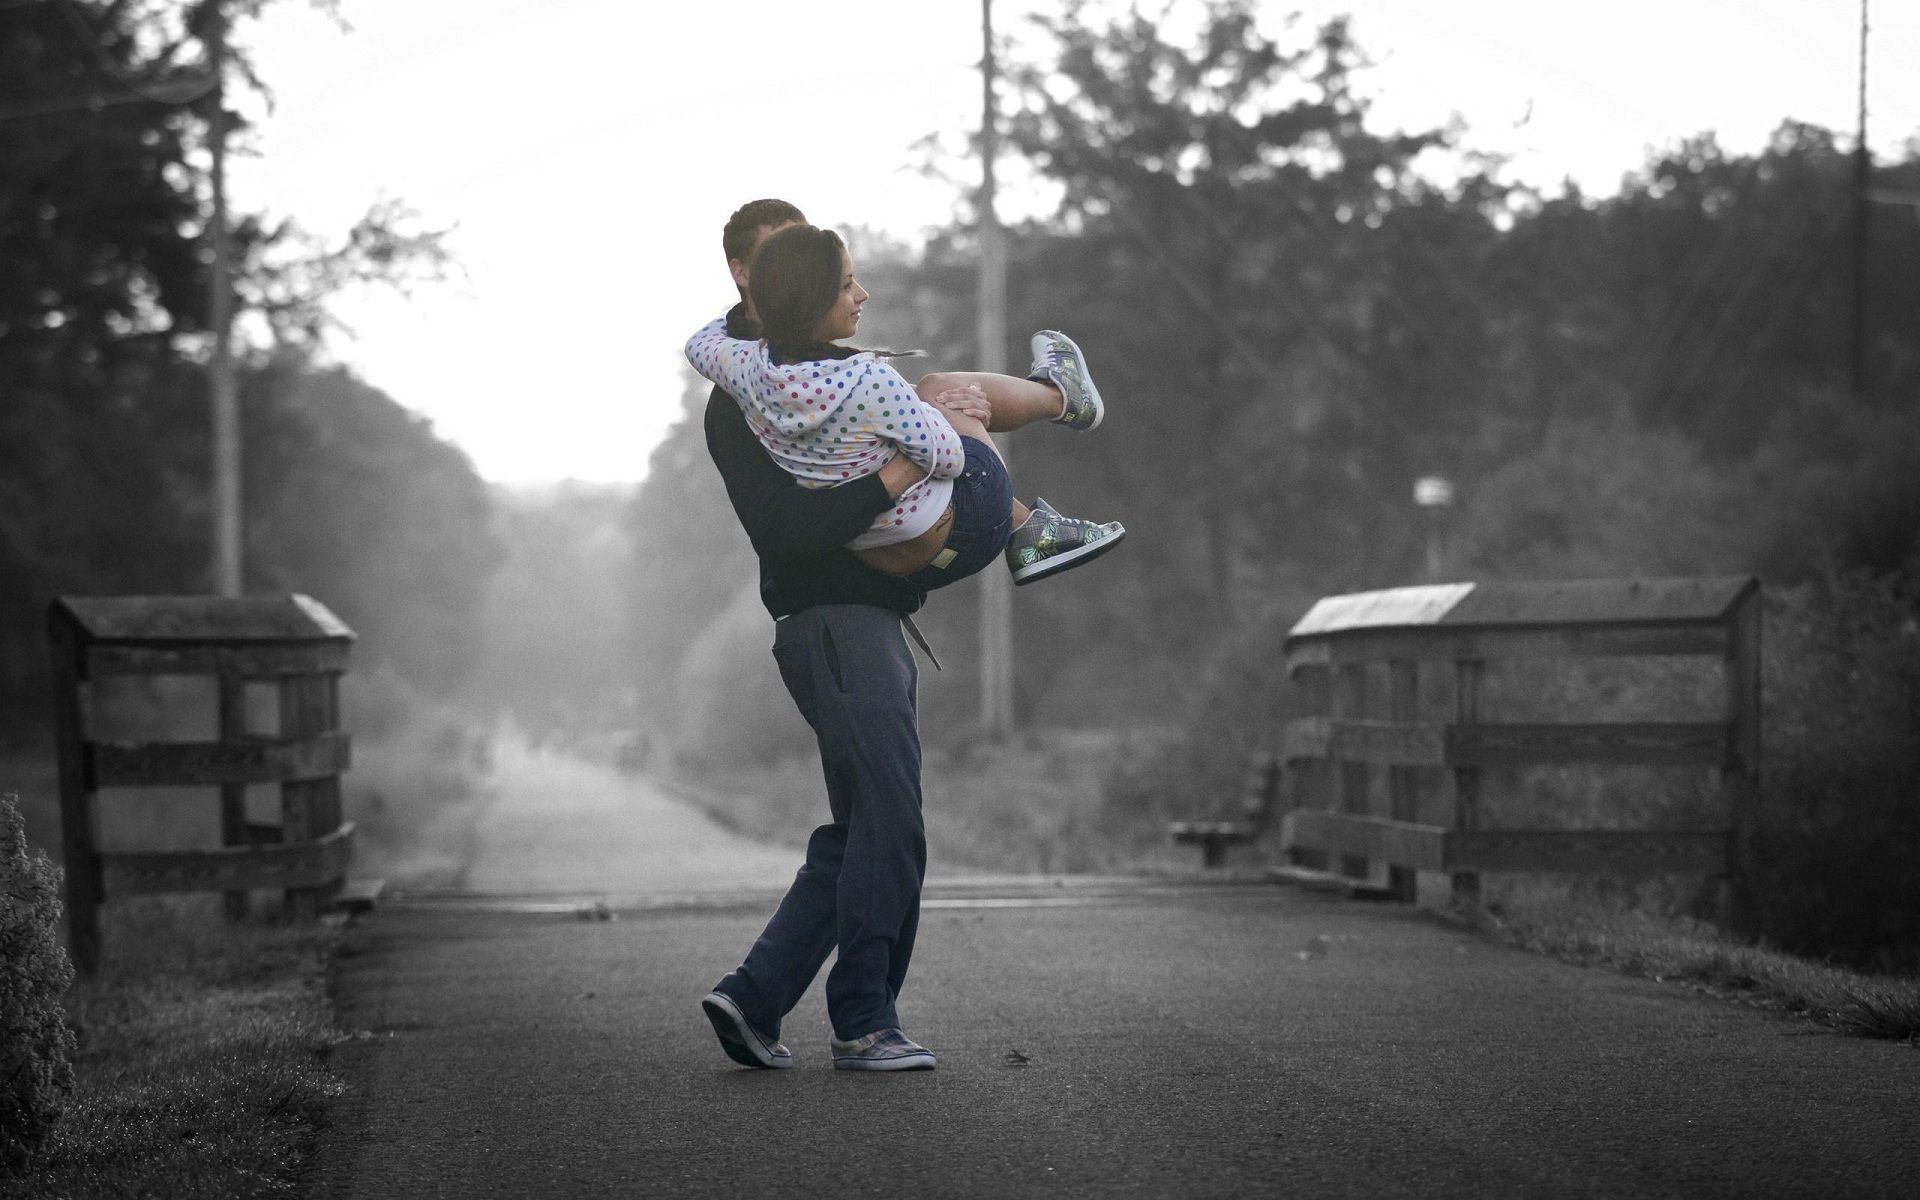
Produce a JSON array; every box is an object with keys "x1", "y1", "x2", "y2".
[
  {"x1": 0, "y1": 1, "x2": 482, "y2": 720},
  {"x1": 242, "y1": 359, "x2": 500, "y2": 692},
  {"x1": 998, "y1": 3, "x2": 1492, "y2": 620}
]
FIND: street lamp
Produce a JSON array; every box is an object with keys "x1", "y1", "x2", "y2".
[{"x1": 1414, "y1": 475, "x2": 1453, "y2": 583}]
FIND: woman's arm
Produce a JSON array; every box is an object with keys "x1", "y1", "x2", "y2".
[
  {"x1": 847, "y1": 360, "x2": 967, "y2": 480},
  {"x1": 684, "y1": 317, "x2": 766, "y2": 406}
]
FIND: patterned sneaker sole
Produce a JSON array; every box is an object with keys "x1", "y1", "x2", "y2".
[
  {"x1": 832, "y1": 1050, "x2": 937, "y2": 1071},
  {"x1": 1011, "y1": 526, "x2": 1126, "y2": 585},
  {"x1": 701, "y1": 993, "x2": 792, "y2": 1070}
]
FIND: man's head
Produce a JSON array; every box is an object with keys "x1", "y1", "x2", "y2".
[{"x1": 723, "y1": 198, "x2": 807, "y2": 301}]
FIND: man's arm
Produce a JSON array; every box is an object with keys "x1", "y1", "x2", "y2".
[{"x1": 704, "y1": 386, "x2": 918, "y2": 560}]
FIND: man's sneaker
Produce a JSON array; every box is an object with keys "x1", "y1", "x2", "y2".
[
  {"x1": 830, "y1": 1028, "x2": 936, "y2": 1072},
  {"x1": 701, "y1": 991, "x2": 794, "y2": 1070},
  {"x1": 1030, "y1": 330, "x2": 1104, "y2": 431},
  {"x1": 1005, "y1": 497, "x2": 1126, "y2": 586}
]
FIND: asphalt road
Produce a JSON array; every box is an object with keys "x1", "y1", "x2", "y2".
[{"x1": 309, "y1": 877, "x2": 1919, "y2": 1199}]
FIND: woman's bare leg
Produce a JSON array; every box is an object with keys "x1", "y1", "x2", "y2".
[{"x1": 918, "y1": 371, "x2": 1062, "y2": 433}]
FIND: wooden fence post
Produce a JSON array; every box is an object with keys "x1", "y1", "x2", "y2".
[
  {"x1": 1335, "y1": 663, "x2": 1369, "y2": 880},
  {"x1": 1388, "y1": 659, "x2": 1419, "y2": 903},
  {"x1": 279, "y1": 671, "x2": 343, "y2": 918},
  {"x1": 47, "y1": 615, "x2": 100, "y2": 975},
  {"x1": 1451, "y1": 658, "x2": 1484, "y2": 906},
  {"x1": 218, "y1": 669, "x2": 250, "y2": 919},
  {"x1": 1290, "y1": 661, "x2": 1330, "y2": 872},
  {"x1": 1723, "y1": 586, "x2": 1762, "y2": 932}
]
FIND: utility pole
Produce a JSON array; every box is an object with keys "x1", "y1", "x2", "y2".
[
  {"x1": 1851, "y1": 0, "x2": 1871, "y2": 401},
  {"x1": 208, "y1": 3, "x2": 242, "y2": 596},
  {"x1": 977, "y1": 0, "x2": 1014, "y2": 739}
]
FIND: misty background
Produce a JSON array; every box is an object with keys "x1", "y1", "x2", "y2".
[{"x1": 2, "y1": 1, "x2": 1916, "y2": 966}]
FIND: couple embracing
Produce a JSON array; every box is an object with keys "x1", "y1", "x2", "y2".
[{"x1": 689, "y1": 199, "x2": 1124, "y2": 1072}]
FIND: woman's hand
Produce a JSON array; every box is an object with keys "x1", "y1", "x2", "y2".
[{"x1": 929, "y1": 383, "x2": 991, "y2": 440}]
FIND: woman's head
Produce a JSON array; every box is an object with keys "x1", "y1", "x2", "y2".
[{"x1": 749, "y1": 223, "x2": 868, "y2": 360}]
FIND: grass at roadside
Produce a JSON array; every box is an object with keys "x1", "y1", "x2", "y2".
[
  {"x1": 668, "y1": 728, "x2": 1190, "y2": 875},
  {"x1": 7, "y1": 896, "x2": 341, "y2": 1197},
  {"x1": 1470, "y1": 890, "x2": 1920, "y2": 1042}
]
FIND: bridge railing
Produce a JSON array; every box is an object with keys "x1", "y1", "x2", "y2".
[
  {"x1": 1280, "y1": 576, "x2": 1760, "y2": 911},
  {"x1": 49, "y1": 595, "x2": 356, "y2": 973}
]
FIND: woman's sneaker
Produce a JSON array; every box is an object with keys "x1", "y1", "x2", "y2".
[
  {"x1": 830, "y1": 1028, "x2": 936, "y2": 1071},
  {"x1": 1004, "y1": 497, "x2": 1125, "y2": 585},
  {"x1": 1030, "y1": 330, "x2": 1104, "y2": 430}
]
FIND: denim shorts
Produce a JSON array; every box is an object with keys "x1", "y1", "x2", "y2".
[{"x1": 900, "y1": 436, "x2": 1014, "y2": 593}]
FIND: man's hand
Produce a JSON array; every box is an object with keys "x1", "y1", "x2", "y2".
[{"x1": 876, "y1": 454, "x2": 924, "y2": 499}]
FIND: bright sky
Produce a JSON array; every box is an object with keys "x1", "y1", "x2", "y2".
[{"x1": 233, "y1": 0, "x2": 1920, "y2": 485}]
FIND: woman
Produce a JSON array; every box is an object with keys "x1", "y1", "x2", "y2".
[{"x1": 685, "y1": 222, "x2": 1125, "y2": 589}]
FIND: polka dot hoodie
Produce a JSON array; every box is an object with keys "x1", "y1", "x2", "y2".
[{"x1": 686, "y1": 317, "x2": 964, "y2": 549}]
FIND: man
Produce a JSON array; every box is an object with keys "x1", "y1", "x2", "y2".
[{"x1": 697, "y1": 199, "x2": 980, "y2": 1071}]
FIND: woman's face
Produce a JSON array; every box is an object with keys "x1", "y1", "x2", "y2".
[{"x1": 810, "y1": 249, "x2": 869, "y2": 343}]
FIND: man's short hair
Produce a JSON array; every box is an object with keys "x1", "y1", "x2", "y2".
[{"x1": 723, "y1": 199, "x2": 808, "y2": 265}]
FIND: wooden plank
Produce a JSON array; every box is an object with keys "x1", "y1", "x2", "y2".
[
  {"x1": 1439, "y1": 576, "x2": 1756, "y2": 630},
  {"x1": 87, "y1": 642, "x2": 351, "y2": 678},
  {"x1": 332, "y1": 877, "x2": 386, "y2": 914},
  {"x1": 1283, "y1": 810, "x2": 1451, "y2": 872},
  {"x1": 90, "y1": 731, "x2": 350, "y2": 787},
  {"x1": 1445, "y1": 830, "x2": 1730, "y2": 876},
  {"x1": 1289, "y1": 583, "x2": 1476, "y2": 637},
  {"x1": 1236, "y1": 755, "x2": 1282, "y2": 823},
  {"x1": 100, "y1": 822, "x2": 354, "y2": 895},
  {"x1": 48, "y1": 611, "x2": 102, "y2": 974},
  {"x1": 1284, "y1": 577, "x2": 1754, "y2": 641},
  {"x1": 1289, "y1": 623, "x2": 1729, "y2": 669},
  {"x1": 288, "y1": 594, "x2": 357, "y2": 641},
  {"x1": 1267, "y1": 863, "x2": 1400, "y2": 901},
  {"x1": 1447, "y1": 722, "x2": 1729, "y2": 767},
  {"x1": 1283, "y1": 716, "x2": 1331, "y2": 761},
  {"x1": 1284, "y1": 718, "x2": 1449, "y2": 766},
  {"x1": 52, "y1": 594, "x2": 355, "y2": 644},
  {"x1": 1340, "y1": 720, "x2": 1450, "y2": 766}
]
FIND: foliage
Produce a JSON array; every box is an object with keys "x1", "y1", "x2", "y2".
[
  {"x1": 241, "y1": 358, "x2": 501, "y2": 691},
  {"x1": 0, "y1": 2, "x2": 491, "y2": 725},
  {"x1": 997, "y1": 1, "x2": 1475, "y2": 634},
  {"x1": 1472, "y1": 887, "x2": 1920, "y2": 1040},
  {"x1": 1753, "y1": 566, "x2": 1920, "y2": 969},
  {"x1": 0, "y1": 792, "x2": 76, "y2": 1171},
  {"x1": 1450, "y1": 411, "x2": 1761, "y2": 581},
  {"x1": 7, "y1": 896, "x2": 339, "y2": 1196},
  {"x1": 619, "y1": 377, "x2": 766, "y2": 757}
]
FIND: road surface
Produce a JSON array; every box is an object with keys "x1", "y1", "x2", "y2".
[{"x1": 310, "y1": 877, "x2": 1920, "y2": 1199}]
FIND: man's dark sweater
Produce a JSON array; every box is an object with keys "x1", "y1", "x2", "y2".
[{"x1": 703, "y1": 303, "x2": 927, "y2": 619}]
